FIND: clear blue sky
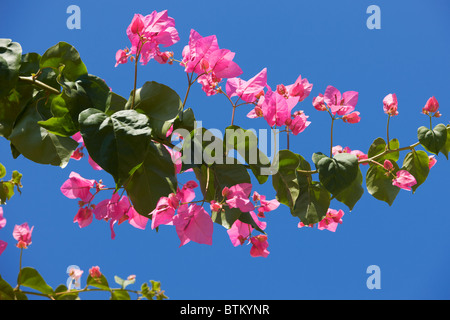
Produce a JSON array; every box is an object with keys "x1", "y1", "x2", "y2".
[{"x1": 1, "y1": 0, "x2": 450, "y2": 299}]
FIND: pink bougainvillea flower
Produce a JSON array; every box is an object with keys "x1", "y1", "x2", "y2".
[
  {"x1": 317, "y1": 208, "x2": 345, "y2": 232},
  {"x1": 257, "y1": 198, "x2": 280, "y2": 218},
  {"x1": 350, "y1": 149, "x2": 368, "y2": 163},
  {"x1": 123, "y1": 11, "x2": 179, "y2": 66},
  {"x1": 181, "y1": 29, "x2": 242, "y2": 96},
  {"x1": 288, "y1": 111, "x2": 311, "y2": 135},
  {"x1": 126, "y1": 205, "x2": 148, "y2": 230},
  {"x1": 149, "y1": 193, "x2": 179, "y2": 230},
  {"x1": 172, "y1": 204, "x2": 213, "y2": 247},
  {"x1": 226, "y1": 68, "x2": 267, "y2": 103},
  {"x1": 89, "y1": 266, "x2": 102, "y2": 279},
  {"x1": 429, "y1": 155, "x2": 437, "y2": 169},
  {"x1": 205, "y1": 49, "x2": 242, "y2": 79},
  {"x1": 210, "y1": 200, "x2": 222, "y2": 213},
  {"x1": 249, "y1": 234, "x2": 270, "y2": 258},
  {"x1": 0, "y1": 207, "x2": 6, "y2": 230},
  {"x1": 115, "y1": 49, "x2": 130, "y2": 67},
  {"x1": 285, "y1": 74, "x2": 313, "y2": 102},
  {"x1": 13, "y1": 222, "x2": 34, "y2": 249},
  {"x1": 181, "y1": 29, "x2": 219, "y2": 74},
  {"x1": 61, "y1": 172, "x2": 97, "y2": 203},
  {"x1": 342, "y1": 111, "x2": 361, "y2": 124},
  {"x1": 93, "y1": 193, "x2": 131, "y2": 239},
  {"x1": 392, "y1": 170, "x2": 417, "y2": 191},
  {"x1": 0, "y1": 240, "x2": 7, "y2": 256},
  {"x1": 223, "y1": 183, "x2": 255, "y2": 212},
  {"x1": 422, "y1": 96, "x2": 440, "y2": 115},
  {"x1": 324, "y1": 86, "x2": 359, "y2": 116},
  {"x1": 227, "y1": 211, "x2": 266, "y2": 246},
  {"x1": 332, "y1": 145, "x2": 344, "y2": 155},
  {"x1": 383, "y1": 93, "x2": 399, "y2": 116},
  {"x1": 176, "y1": 180, "x2": 198, "y2": 204},
  {"x1": 227, "y1": 219, "x2": 252, "y2": 247},
  {"x1": 73, "y1": 207, "x2": 93, "y2": 228},
  {"x1": 312, "y1": 93, "x2": 327, "y2": 111},
  {"x1": 260, "y1": 87, "x2": 292, "y2": 127}
]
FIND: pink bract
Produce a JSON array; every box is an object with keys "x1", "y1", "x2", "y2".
[
  {"x1": 249, "y1": 235, "x2": 270, "y2": 258},
  {"x1": 383, "y1": 93, "x2": 399, "y2": 116},
  {"x1": 60, "y1": 172, "x2": 97, "y2": 203},
  {"x1": 0, "y1": 207, "x2": 6, "y2": 230},
  {"x1": 317, "y1": 209, "x2": 345, "y2": 232},
  {"x1": 324, "y1": 86, "x2": 359, "y2": 116},
  {"x1": 13, "y1": 222, "x2": 34, "y2": 248},
  {"x1": 226, "y1": 68, "x2": 267, "y2": 103},
  {"x1": 392, "y1": 170, "x2": 417, "y2": 191},
  {"x1": 0, "y1": 240, "x2": 7, "y2": 256},
  {"x1": 173, "y1": 204, "x2": 213, "y2": 247}
]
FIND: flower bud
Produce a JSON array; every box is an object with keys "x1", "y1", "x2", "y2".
[
  {"x1": 423, "y1": 96, "x2": 439, "y2": 114},
  {"x1": 89, "y1": 266, "x2": 102, "y2": 279},
  {"x1": 383, "y1": 160, "x2": 394, "y2": 171},
  {"x1": 276, "y1": 84, "x2": 287, "y2": 96}
]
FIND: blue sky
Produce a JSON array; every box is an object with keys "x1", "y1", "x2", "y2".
[{"x1": 1, "y1": 0, "x2": 450, "y2": 299}]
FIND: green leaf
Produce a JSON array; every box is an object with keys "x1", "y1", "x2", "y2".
[
  {"x1": 38, "y1": 113, "x2": 78, "y2": 137},
  {"x1": 105, "y1": 92, "x2": 127, "y2": 116},
  {"x1": 0, "y1": 163, "x2": 5, "y2": 179},
  {"x1": 11, "y1": 170, "x2": 22, "y2": 186},
  {"x1": 272, "y1": 150, "x2": 302, "y2": 209},
  {"x1": 0, "y1": 275, "x2": 15, "y2": 300},
  {"x1": 79, "y1": 108, "x2": 152, "y2": 186},
  {"x1": 418, "y1": 124, "x2": 447, "y2": 155},
  {"x1": 292, "y1": 181, "x2": 330, "y2": 225},
  {"x1": 62, "y1": 74, "x2": 112, "y2": 123},
  {"x1": 140, "y1": 282, "x2": 155, "y2": 300},
  {"x1": 8, "y1": 100, "x2": 78, "y2": 168},
  {"x1": 438, "y1": 125, "x2": 450, "y2": 159},
  {"x1": 315, "y1": 153, "x2": 359, "y2": 196},
  {"x1": 53, "y1": 285, "x2": 79, "y2": 300},
  {"x1": 110, "y1": 289, "x2": 131, "y2": 300},
  {"x1": 401, "y1": 150, "x2": 430, "y2": 193},
  {"x1": 172, "y1": 108, "x2": 196, "y2": 133},
  {"x1": 0, "y1": 39, "x2": 22, "y2": 98},
  {"x1": 366, "y1": 161, "x2": 400, "y2": 206},
  {"x1": 195, "y1": 163, "x2": 251, "y2": 203},
  {"x1": 334, "y1": 168, "x2": 364, "y2": 211},
  {"x1": 211, "y1": 206, "x2": 264, "y2": 233},
  {"x1": 40, "y1": 42, "x2": 87, "y2": 82},
  {"x1": 0, "y1": 84, "x2": 34, "y2": 138},
  {"x1": 18, "y1": 267, "x2": 54, "y2": 296},
  {"x1": 312, "y1": 152, "x2": 327, "y2": 166},
  {"x1": 0, "y1": 181, "x2": 15, "y2": 204},
  {"x1": 367, "y1": 137, "x2": 400, "y2": 163},
  {"x1": 127, "y1": 81, "x2": 183, "y2": 138},
  {"x1": 224, "y1": 125, "x2": 271, "y2": 184},
  {"x1": 86, "y1": 275, "x2": 110, "y2": 291},
  {"x1": 125, "y1": 141, "x2": 177, "y2": 215}
]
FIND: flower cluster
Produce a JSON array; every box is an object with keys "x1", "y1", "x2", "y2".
[
  {"x1": 60, "y1": 171, "x2": 148, "y2": 239},
  {"x1": 181, "y1": 29, "x2": 243, "y2": 96},
  {"x1": 0, "y1": 207, "x2": 34, "y2": 256},
  {"x1": 298, "y1": 208, "x2": 345, "y2": 232},
  {"x1": 313, "y1": 85, "x2": 361, "y2": 123},
  {"x1": 244, "y1": 72, "x2": 313, "y2": 135},
  {"x1": 115, "y1": 10, "x2": 180, "y2": 67}
]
